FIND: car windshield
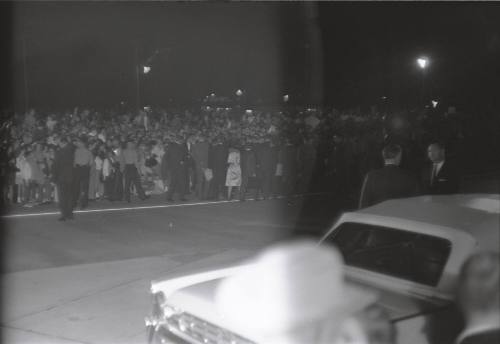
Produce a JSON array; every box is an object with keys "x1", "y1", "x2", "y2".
[{"x1": 324, "y1": 222, "x2": 452, "y2": 286}]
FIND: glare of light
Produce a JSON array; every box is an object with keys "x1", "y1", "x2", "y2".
[
  {"x1": 283, "y1": 94, "x2": 289, "y2": 102},
  {"x1": 432, "y1": 100, "x2": 438, "y2": 108},
  {"x1": 245, "y1": 109, "x2": 253, "y2": 114},
  {"x1": 381, "y1": 96, "x2": 387, "y2": 100},
  {"x1": 417, "y1": 57, "x2": 428, "y2": 69},
  {"x1": 143, "y1": 66, "x2": 151, "y2": 74},
  {"x1": 210, "y1": 93, "x2": 216, "y2": 97},
  {"x1": 236, "y1": 89, "x2": 243, "y2": 96}
]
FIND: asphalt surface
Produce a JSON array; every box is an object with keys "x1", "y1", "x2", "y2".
[
  {"x1": 2, "y1": 193, "x2": 345, "y2": 273},
  {"x1": 1, "y1": 193, "x2": 346, "y2": 344}
]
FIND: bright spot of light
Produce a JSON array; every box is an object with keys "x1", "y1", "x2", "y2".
[
  {"x1": 143, "y1": 66, "x2": 151, "y2": 74},
  {"x1": 283, "y1": 94, "x2": 289, "y2": 102},
  {"x1": 417, "y1": 57, "x2": 428, "y2": 69},
  {"x1": 432, "y1": 100, "x2": 438, "y2": 108},
  {"x1": 236, "y1": 89, "x2": 243, "y2": 96}
]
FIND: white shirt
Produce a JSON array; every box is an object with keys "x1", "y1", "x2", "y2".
[
  {"x1": 102, "y1": 159, "x2": 112, "y2": 178},
  {"x1": 95, "y1": 156, "x2": 103, "y2": 170},
  {"x1": 434, "y1": 161, "x2": 445, "y2": 175}
]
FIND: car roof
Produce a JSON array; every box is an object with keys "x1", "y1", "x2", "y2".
[{"x1": 357, "y1": 194, "x2": 499, "y2": 251}]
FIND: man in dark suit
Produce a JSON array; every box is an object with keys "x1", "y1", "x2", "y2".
[
  {"x1": 255, "y1": 141, "x2": 278, "y2": 200},
  {"x1": 190, "y1": 134, "x2": 210, "y2": 200},
  {"x1": 456, "y1": 252, "x2": 500, "y2": 344},
  {"x1": 280, "y1": 139, "x2": 298, "y2": 197},
  {"x1": 239, "y1": 141, "x2": 259, "y2": 201},
  {"x1": 52, "y1": 137, "x2": 75, "y2": 221},
  {"x1": 359, "y1": 144, "x2": 420, "y2": 209},
  {"x1": 164, "y1": 137, "x2": 189, "y2": 202},
  {"x1": 208, "y1": 137, "x2": 228, "y2": 200},
  {"x1": 422, "y1": 142, "x2": 459, "y2": 194}
]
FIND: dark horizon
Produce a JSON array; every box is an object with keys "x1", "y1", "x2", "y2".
[{"x1": 1, "y1": 1, "x2": 499, "y2": 112}]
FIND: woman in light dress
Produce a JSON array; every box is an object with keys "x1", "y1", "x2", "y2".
[{"x1": 225, "y1": 147, "x2": 241, "y2": 200}]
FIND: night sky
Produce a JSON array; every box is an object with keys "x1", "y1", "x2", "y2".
[{"x1": 1, "y1": 1, "x2": 500, "y2": 111}]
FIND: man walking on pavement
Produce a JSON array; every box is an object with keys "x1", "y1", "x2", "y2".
[
  {"x1": 120, "y1": 140, "x2": 148, "y2": 202},
  {"x1": 73, "y1": 136, "x2": 93, "y2": 209},
  {"x1": 52, "y1": 137, "x2": 75, "y2": 221}
]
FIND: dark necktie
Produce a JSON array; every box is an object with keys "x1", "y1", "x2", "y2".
[{"x1": 431, "y1": 163, "x2": 438, "y2": 185}]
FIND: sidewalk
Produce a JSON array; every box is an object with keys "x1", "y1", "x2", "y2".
[{"x1": 2, "y1": 249, "x2": 252, "y2": 344}]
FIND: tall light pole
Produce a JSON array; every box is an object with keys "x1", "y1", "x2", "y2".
[
  {"x1": 135, "y1": 45, "x2": 141, "y2": 113},
  {"x1": 134, "y1": 47, "x2": 169, "y2": 112},
  {"x1": 22, "y1": 37, "x2": 29, "y2": 113},
  {"x1": 417, "y1": 57, "x2": 428, "y2": 107}
]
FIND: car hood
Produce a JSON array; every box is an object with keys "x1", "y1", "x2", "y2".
[
  {"x1": 166, "y1": 276, "x2": 446, "y2": 320},
  {"x1": 156, "y1": 269, "x2": 449, "y2": 343}
]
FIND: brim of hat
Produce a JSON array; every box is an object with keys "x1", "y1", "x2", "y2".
[
  {"x1": 216, "y1": 272, "x2": 378, "y2": 341},
  {"x1": 231, "y1": 284, "x2": 377, "y2": 343}
]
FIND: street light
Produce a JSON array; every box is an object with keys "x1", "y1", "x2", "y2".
[
  {"x1": 416, "y1": 56, "x2": 429, "y2": 106},
  {"x1": 135, "y1": 47, "x2": 170, "y2": 113},
  {"x1": 417, "y1": 57, "x2": 428, "y2": 69},
  {"x1": 236, "y1": 89, "x2": 243, "y2": 97}
]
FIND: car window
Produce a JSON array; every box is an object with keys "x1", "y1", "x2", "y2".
[{"x1": 324, "y1": 222, "x2": 452, "y2": 286}]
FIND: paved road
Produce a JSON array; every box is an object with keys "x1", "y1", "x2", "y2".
[{"x1": 1, "y1": 194, "x2": 345, "y2": 344}]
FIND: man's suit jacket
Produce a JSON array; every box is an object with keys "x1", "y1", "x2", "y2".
[
  {"x1": 458, "y1": 328, "x2": 500, "y2": 344},
  {"x1": 359, "y1": 164, "x2": 420, "y2": 209},
  {"x1": 52, "y1": 144, "x2": 75, "y2": 184},
  {"x1": 190, "y1": 141, "x2": 209, "y2": 170},
  {"x1": 165, "y1": 143, "x2": 188, "y2": 171},
  {"x1": 208, "y1": 143, "x2": 228, "y2": 182},
  {"x1": 422, "y1": 160, "x2": 459, "y2": 195}
]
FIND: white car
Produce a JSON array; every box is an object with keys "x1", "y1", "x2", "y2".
[{"x1": 145, "y1": 194, "x2": 499, "y2": 344}]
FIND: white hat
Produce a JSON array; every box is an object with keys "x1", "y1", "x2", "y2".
[{"x1": 215, "y1": 240, "x2": 376, "y2": 342}]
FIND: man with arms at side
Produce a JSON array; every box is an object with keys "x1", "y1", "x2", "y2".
[
  {"x1": 359, "y1": 144, "x2": 420, "y2": 209},
  {"x1": 423, "y1": 141, "x2": 459, "y2": 194},
  {"x1": 73, "y1": 137, "x2": 93, "y2": 209},
  {"x1": 456, "y1": 252, "x2": 500, "y2": 344},
  {"x1": 120, "y1": 140, "x2": 148, "y2": 203},
  {"x1": 52, "y1": 137, "x2": 75, "y2": 221},
  {"x1": 190, "y1": 132, "x2": 210, "y2": 200},
  {"x1": 164, "y1": 136, "x2": 189, "y2": 202}
]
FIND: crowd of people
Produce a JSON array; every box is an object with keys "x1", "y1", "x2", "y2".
[{"x1": 0, "y1": 101, "x2": 497, "y2": 212}]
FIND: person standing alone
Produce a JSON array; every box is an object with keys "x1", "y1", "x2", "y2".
[
  {"x1": 120, "y1": 140, "x2": 148, "y2": 202},
  {"x1": 422, "y1": 141, "x2": 459, "y2": 195},
  {"x1": 52, "y1": 137, "x2": 75, "y2": 221},
  {"x1": 73, "y1": 137, "x2": 93, "y2": 209}
]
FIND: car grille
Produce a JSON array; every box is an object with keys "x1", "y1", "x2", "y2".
[{"x1": 165, "y1": 311, "x2": 256, "y2": 344}]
